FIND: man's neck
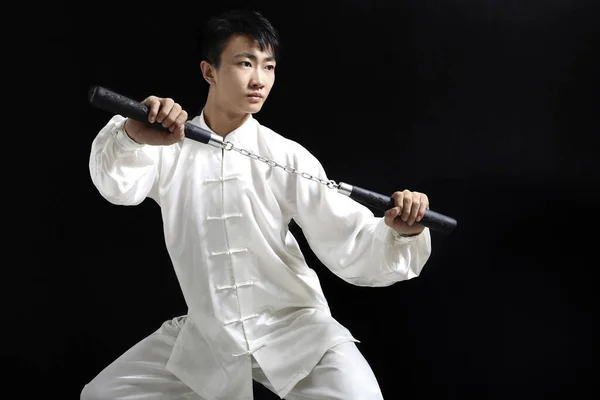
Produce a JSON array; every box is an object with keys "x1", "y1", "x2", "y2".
[{"x1": 202, "y1": 99, "x2": 250, "y2": 138}]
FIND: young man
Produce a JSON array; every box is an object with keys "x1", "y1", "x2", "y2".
[{"x1": 82, "y1": 9, "x2": 431, "y2": 400}]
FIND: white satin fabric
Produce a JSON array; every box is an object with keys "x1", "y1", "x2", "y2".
[
  {"x1": 80, "y1": 316, "x2": 384, "y2": 400},
  {"x1": 86, "y1": 112, "x2": 431, "y2": 399}
]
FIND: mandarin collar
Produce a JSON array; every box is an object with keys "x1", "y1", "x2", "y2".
[{"x1": 190, "y1": 112, "x2": 255, "y2": 146}]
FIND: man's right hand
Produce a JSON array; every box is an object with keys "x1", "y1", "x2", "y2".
[{"x1": 124, "y1": 96, "x2": 188, "y2": 145}]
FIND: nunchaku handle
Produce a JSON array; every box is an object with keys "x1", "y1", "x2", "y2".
[
  {"x1": 88, "y1": 85, "x2": 224, "y2": 148},
  {"x1": 89, "y1": 85, "x2": 457, "y2": 234},
  {"x1": 338, "y1": 183, "x2": 457, "y2": 234}
]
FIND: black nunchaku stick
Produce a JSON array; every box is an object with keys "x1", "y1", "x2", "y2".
[{"x1": 88, "y1": 86, "x2": 457, "y2": 234}]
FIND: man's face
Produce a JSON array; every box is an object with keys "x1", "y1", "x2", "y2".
[{"x1": 211, "y1": 35, "x2": 276, "y2": 115}]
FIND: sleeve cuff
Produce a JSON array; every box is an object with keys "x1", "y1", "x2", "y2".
[
  {"x1": 373, "y1": 218, "x2": 423, "y2": 244},
  {"x1": 111, "y1": 118, "x2": 145, "y2": 151},
  {"x1": 390, "y1": 226, "x2": 424, "y2": 244}
]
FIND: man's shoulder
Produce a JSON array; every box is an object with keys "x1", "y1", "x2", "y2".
[
  {"x1": 253, "y1": 119, "x2": 326, "y2": 173},
  {"x1": 255, "y1": 119, "x2": 311, "y2": 157}
]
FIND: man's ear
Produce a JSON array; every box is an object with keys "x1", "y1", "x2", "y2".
[{"x1": 200, "y1": 61, "x2": 216, "y2": 84}]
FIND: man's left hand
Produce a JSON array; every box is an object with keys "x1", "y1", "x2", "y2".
[{"x1": 384, "y1": 189, "x2": 429, "y2": 236}]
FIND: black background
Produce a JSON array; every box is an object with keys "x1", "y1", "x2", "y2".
[{"x1": 18, "y1": 0, "x2": 599, "y2": 398}]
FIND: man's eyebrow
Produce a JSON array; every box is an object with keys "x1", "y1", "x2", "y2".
[{"x1": 233, "y1": 52, "x2": 276, "y2": 62}]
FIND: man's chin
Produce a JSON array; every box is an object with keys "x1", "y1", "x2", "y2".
[{"x1": 245, "y1": 104, "x2": 264, "y2": 114}]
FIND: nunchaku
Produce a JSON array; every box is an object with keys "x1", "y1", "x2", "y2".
[{"x1": 88, "y1": 86, "x2": 457, "y2": 234}]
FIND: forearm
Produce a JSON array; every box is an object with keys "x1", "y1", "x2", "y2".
[{"x1": 316, "y1": 217, "x2": 431, "y2": 287}]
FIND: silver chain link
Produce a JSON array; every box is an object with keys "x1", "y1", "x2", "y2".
[{"x1": 223, "y1": 141, "x2": 339, "y2": 190}]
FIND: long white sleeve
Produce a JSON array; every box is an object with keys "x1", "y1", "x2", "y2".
[
  {"x1": 89, "y1": 115, "x2": 162, "y2": 205},
  {"x1": 291, "y1": 146, "x2": 431, "y2": 287}
]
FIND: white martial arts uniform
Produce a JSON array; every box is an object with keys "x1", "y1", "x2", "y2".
[{"x1": 83, "y1": 113, "x2": 431, "y2": 399}]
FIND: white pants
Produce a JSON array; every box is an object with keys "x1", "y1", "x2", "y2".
[{"x1": 81, "y1": 316, "x2": 384, "y2": 400}]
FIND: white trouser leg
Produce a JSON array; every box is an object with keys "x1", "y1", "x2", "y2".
[
  {"x1": 253, "y1": 342, "x2": 384, "y2": 400},
  {"x1": 80, "y1": 316, "x2": 205, "y2": 400}
]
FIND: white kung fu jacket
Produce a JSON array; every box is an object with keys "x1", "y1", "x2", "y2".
[{"x1": 89, "y1": 112, "x2": 432, "y2": 400}]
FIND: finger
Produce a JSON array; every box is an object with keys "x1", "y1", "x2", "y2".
[
  {"x1": 164, "y1": 103, "x2": 182, "y2": 131},
  {"x1": 384, "y1": 207, "x2": 399, "y2": 227},
  {"x1": 416, "y1": 194, "x2": 429, "y2": 222},
  {"x1": 168, "y1": 109, "x2": 188, "y2": 133},
  {"x1": 156, "y1": 98, "x2": 175, "y2": 124},
  {"x1": 407, "y1": 195, "x2": 421, "y2": 225},
  {"x1": 400, "y1": 191, "x2": 412, "y2": 222},
  {"x1": 143, "y1": 96, "x2": 160, "y2": 123},
  {"x1": 174, "y1": 110, "x2": 188, "y2": 127},
  {"x1": 392, "y1": 191, "x2": 403, "y2": 207},
  {"x1": 392, "y1": 191, "x2": 404, "y2": 218}
]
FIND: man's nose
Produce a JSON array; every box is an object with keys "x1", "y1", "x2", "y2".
[{"x1": 250, "y1": 68, "x2": 266, "y2": 88}]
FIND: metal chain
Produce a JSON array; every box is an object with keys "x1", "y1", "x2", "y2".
[{"x1": 223, "y1": 141, "x2": 339, "y2": 190}]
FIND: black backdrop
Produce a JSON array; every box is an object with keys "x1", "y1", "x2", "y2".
[{"x1": 18, "y1": 0, "x2": 598, "y2": 398}]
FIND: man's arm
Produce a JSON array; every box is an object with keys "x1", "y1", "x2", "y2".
[
  {"x1": 89, "y1": 96, "x2": 187, "y2": 206},
  {"x1": 290, "y1": 145, "x2": 432, "y2": 287}
]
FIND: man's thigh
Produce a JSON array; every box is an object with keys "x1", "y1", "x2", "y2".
[{"x1": 80, "y1": 316, "x2": 204, "y2": 400}]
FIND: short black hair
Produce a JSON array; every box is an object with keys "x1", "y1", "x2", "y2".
[{"x1": 200, "y1": 10, "x2": 281, "y2": 69}]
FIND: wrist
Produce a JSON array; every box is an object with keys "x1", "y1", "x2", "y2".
[
  {"x1": 123, "y1": 119, "x2": 142, "y2": 144},
  {"x1": 112, "y1": 118, "x2": 145, "y2": 150},
  {"x1": 398, "y1": 232, "x2": 420, "y2": 237},
  {"x1": 392, "y1": 226, "x2": 425, "y2": 238}
]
